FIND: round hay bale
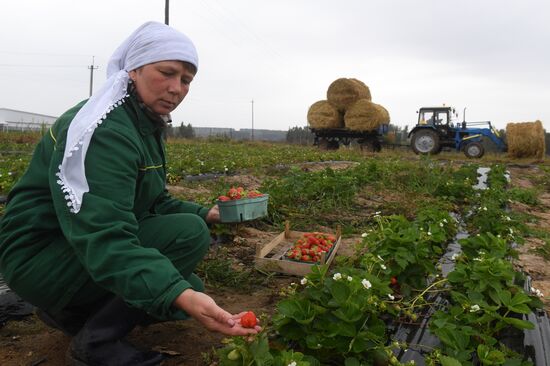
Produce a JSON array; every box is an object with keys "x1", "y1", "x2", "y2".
[
  {"x1": 506, "y1": 120, "x2": 546, "y2": 159},
  {"x1": 326, "y1": 78, "x2": 372, "y2": 112},
  {"x1": 344, "y1": 99, "x2": 390, "y2": 131},
  {"x1": 307, "y1": 100, "x2": 343, "y2": 129}
]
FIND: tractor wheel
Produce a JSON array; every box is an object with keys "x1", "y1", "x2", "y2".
[
  {"x1": 464, "y1": 142, "x2": 484, "y2": 158},
  {"x1": 318, "y1": 138, "x2": 339, "y2": 150},
  {"x1": 359, "y1": 137, "x2": 382, "y2": 152},
  {"x1": 411, "y1": 129, "x2": 440, "y2": 155}
]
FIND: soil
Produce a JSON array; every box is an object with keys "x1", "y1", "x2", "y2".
[
  {"x1": 1, "y1": 162, "x2": 549, "y2": 366},
  {"x1": 507, "y1": 166, "x2": 550, "y2": 314}
]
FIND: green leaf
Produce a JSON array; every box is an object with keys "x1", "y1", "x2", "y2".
[
  {"x1": 477, "y1": 344, "x2": 505, "y2": 365},
  {"x1": 327, "y1": 321, "x2": 356, "y2": 337},
  {"x1": 344, "y1": 357, "x2": 361, "y2": 366},
  {"x1": 449, "y1": 305, "x2": 465, "y2": 317},
  {"x1": 507, "y1": 304, "x2": 532, "y2": 314},
  {"x1": 332, "y1": 304, "x2": 363, "y2": 323},
  {"x1": 503, "y1": 317, "x2": 535, "y2": 330},
  {"x1": 305, "y1": 334, "x2": 321, "y2": 349},
  {"x1": 440, "y1": 355, "x2": 463, "y2": 366},
  {"x1": 276, "y1": 323, "x2": 305, "y2": 340},
  {"x1": 277, "y1": 299, "x2": 300, "y2": 318},
  {"x1": 497, "y1": 289, "x2": 512, "y2": 307},
  {"x1": 433, "y1": 327, "x2": 470, "y2": 350},
  {"x1": 330, "y1": 281, "x2": 351, "y2": 304},
  {"x1": 351, "y1": 331, "x2": 372, "y2": 353},
  {"x1": 447, "y1": 270, "x2": 466, "y2": 283},
  {"x1": 510, "y1": 292, "x2": 532, "y2": 306},
  {"x1": 249, "y1": 335, "x2": 274, "y2": 366}
]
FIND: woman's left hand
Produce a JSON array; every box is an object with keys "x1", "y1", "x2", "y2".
[{"x1": 205, "y1": 205, "x2": 220, "y2": 224}]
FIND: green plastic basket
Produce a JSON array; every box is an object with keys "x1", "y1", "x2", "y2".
[{"x1": 218, "y1": 194, "x2": 269, "y2": 223}]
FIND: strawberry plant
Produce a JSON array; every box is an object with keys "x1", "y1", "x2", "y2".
[
  {"x1": 272, "y1": 265, "x2": 396, "y2": 364},
  {"x1": 427, "y1": 232, "x2": 544, "y2": 365},
  {"x1": 356, "y1": 214, "x2": 449, "y2": 297},
  {"x1": 217, "y1": 330, "x2": 317, "y2": 366}
]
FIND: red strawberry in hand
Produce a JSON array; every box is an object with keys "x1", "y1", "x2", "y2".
[{"x1": 240, "y1": 311, "x2": 257, "y2": 328}]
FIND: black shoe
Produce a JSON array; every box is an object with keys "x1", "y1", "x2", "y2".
[
  {"x1": 66, "y1": 339, "x2": 165, "y2": 366},
  {"x1": 66, "y1": 296, "x2": 165, "y2": 366},
  {"x1": 36, "y1": 308, "x2": 86, "y2": 337}
]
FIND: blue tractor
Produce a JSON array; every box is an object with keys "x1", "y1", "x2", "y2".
[{"x1": 408, "y1": 106, "x2": 507, "y2": 158}]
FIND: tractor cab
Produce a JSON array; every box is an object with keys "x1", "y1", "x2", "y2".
[
  {"x1": 412, "y1": 106, "x2": 458, "y2": 147},
  {"x1": 417, "y1": 106, "x2": 456, "y2": 128}
]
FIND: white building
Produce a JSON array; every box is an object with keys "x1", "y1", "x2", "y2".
[{"x1": 0, "y1": 108, "x2": 58, "y2": 132}]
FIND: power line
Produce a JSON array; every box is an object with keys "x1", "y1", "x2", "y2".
[
  {"x1": 0, "y1": 51, "x2": 94, "y2": 58},
  {"x1": 0, "y1": 64, "x2": 86, "y2": 68}
]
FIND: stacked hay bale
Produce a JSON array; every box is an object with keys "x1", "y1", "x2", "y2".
[
  {"x1": 306, "y1": 100, "x2": 342, "y2": 129},
  {"x1": 506, "y1": 120, "x2": 546, "y2": 159},
  {"x1": 307, "y1": 77, "x2": 390, "y2": 131}
]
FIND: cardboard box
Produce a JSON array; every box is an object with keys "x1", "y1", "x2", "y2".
[{"x1": 254, "y1": 222, "x2": 342, "y2": 276}]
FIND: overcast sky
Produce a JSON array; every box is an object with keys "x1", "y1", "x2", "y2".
[{"x1": 1, "y1": 0, "x2": 549, "y2": 132}]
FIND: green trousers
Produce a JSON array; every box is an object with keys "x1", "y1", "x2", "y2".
[{"x1": 65, "y1": 213, "x2": 210, "y2": 320}]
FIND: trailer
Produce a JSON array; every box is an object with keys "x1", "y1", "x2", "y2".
[{"x1": 310, "y1": 124, "x2": 389, "y2": 152}]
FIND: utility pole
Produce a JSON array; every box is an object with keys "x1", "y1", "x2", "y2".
[
  {"x1": 88, "y1": 56, "x2": 98, "y2": 97},
  {"x1": 251, "y1": 99, "x2": 255, "y2": 141},
  {"x1": 165, "y1": 0, "x2": 170, "y2": 25}
]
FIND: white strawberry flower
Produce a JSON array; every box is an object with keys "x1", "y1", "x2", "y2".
[
  {"x1": 362, "y1": 279, "x2": 372, "y2": 289},
  {"x1": 347, "y1": 276, "x2": 353, "y2": 282},
  {"x1": 333, "y1": 273, "x2": 342, "y2": 281},
  {"x1": 470, "y1": 304, "x2": 481, "y2": 312},
  {"x1": 300, "y1": 278, "x2": 308, "y2": 285},
  {"x1": 388, "y1": 294, "x2": 395, "y2": 300}
]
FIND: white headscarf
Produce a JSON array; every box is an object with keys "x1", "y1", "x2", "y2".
[{"x1": 56, "y1": 21, "x2": 198, "y2": 214}]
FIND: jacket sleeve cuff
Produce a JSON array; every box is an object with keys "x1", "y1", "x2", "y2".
[
  {"x1": 153, "y1": 280, "x2": 192, "y2": 321},
  {"x1": 198, "y1": 206, "x2": 210, "y2": 221}
]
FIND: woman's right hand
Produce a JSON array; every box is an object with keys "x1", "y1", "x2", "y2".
[
  {"x1": 173, "y1": 289, "x2": 261, "y2": 336},
  {"x1": 205, "y1": 205, "x2": 220, "y2": 224}
]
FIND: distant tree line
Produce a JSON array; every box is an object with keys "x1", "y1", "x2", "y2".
[
  {"x1": 165, "y1": 122, "x2": 195, "y2": 139},
  {"x1": 162, "y1": 122, "x2": 550, "y2": 155},
  {"x1": 286, "y1": 126, "x2": 314, "y2": 145}
]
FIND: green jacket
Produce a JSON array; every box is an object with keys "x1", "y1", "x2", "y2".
[{"x1": 0, "y1": 95, "x2": 209, "y2": 318}]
